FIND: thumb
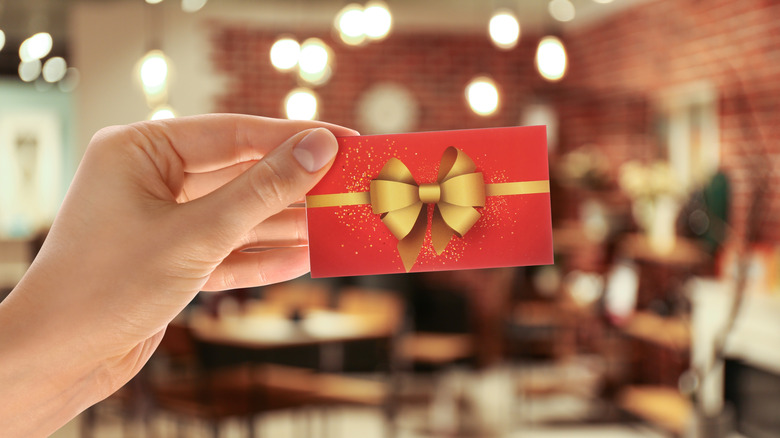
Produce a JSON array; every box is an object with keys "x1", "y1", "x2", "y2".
[{"x1": 186, "y1": 127, "x2": 338, "y2": 248}]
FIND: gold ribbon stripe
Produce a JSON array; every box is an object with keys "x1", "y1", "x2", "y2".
[
  {"x1": 306, "y1": 180, "x2": 549, "y2": 208},
  {"x1": 484, "y1": 180, "x2": 550, "y2": 197},
  {"x1": 306, "y1": 191, "x2": 371, "y2": 208}
]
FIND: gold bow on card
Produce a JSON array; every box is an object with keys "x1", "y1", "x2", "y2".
[{"x1": 369, "y1": 147, "x2": 485, "y2": 271}]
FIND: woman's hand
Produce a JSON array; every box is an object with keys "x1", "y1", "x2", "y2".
[{"x1": 0, "y1": 114, "x2": 356, "y2": 437}]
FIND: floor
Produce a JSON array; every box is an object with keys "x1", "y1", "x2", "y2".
[{"x1": 52, "y1": 394, "x2": 670, "y2": 438}]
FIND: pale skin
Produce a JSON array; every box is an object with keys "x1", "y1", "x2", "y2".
[{"x1": 0, "y1": 114, "x2": 357, "y2": 437}]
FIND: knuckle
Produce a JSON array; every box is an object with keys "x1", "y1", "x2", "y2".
[{"x1": 250, "y1": 159, "x2": 295, "y2": 211}]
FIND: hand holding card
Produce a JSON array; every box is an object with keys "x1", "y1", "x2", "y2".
[{"x1": 305, "y1": 126, "x2": 553, "y2": 277}]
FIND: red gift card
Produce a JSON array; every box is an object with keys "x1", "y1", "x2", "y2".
[{"x1": 306, "y1": 126, "x2": 553, "y2": 278}]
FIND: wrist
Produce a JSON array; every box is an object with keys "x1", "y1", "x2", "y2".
[{"x1": 0, "y1": 278, "x2": 104, "y2": 437}]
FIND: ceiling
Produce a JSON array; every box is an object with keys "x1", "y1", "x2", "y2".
[{"x1": 0, "y1": 0, "x2": 650, "y2": 75}]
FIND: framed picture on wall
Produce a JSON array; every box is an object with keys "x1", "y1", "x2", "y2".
[{"x1": 0, "y1": 110, "x2": 63, "y2": 238}]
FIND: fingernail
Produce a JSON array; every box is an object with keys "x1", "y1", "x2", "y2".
[{"x1": 292, "y1": 128, "x2": 338, "y2": 173}]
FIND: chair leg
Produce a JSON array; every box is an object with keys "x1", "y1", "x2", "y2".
[
  {"x1": 80, "y1": 406, "x2": 96, "y2": 438},
  {"x1": 247, "y1": 416, "x2": 256, "y2": 438}
]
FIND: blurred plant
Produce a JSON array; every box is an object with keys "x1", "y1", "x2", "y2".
[
  {"x1": 619, "y1": 160, "x2": 686, "y2": 254},
  {"x1": 554, "y1": 145, "x2": 611, "y2": 190}
]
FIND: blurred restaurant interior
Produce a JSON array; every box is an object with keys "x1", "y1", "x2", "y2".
[{"x1": 1, "y1": 0, "x2": 779, "y2": 437}]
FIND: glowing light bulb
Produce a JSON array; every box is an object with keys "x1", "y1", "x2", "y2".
[
  {"x1": 364, "y1": 1, "x2": 392, "y2": 40},
  {"x1": 549, "y1": 0, "x2": 575, "y2": 22},
  {"x1": 270, "y1": 37, "x2": 300, "y2": 71},
  {"x1": 42, "y1": 57, "x2": 67, "y2": 83},
  {"x1": 489, "y1": 9, "x2": 520, "y2": 50},
  {"x1": 299, "y1": 39, "x2": 329, "y2": 74},
  {"x1": 149, "y1": 106, "x2": 176, "y2": 120},
  {"x1": 536, "y1": 36, "x2": 567, "y2": 81},
  {"x1": 139, "y1": 50, "x2": 169, "y2": 95},
  {"x1": 19, "y1": 32, "x2": 53, "y2": 62},
  {"x1": 0, "y1": 30, "x2": 5, "y2": 52},
  {"x1": 466, "y1": 76, "x2": 499, "y2": 116},
  {"x1": 336, "y1": 4, "x2": 365, "y2": 39},
  {"x1": 285, "y1": 88, "x2": 318, "y2": 120}
]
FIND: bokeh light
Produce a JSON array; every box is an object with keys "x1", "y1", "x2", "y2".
[
  {"x1": 19, "y1": 32, "x2": 53, "y2": 62},
  {"x1": 465, "y1": 76, "x2": 500, "y2": 116},
  {"x1": 489, "y1": 9, "x2": 520, "y2": 50},
  {"x1": 0, "y1": 30, "x2": 5, "y2": 52},
  {"x1": 298, "y1": 39, "x2": 332, "y2": 85},
  {"x1": 549, "y1": 0, "x2": 576, "y2": 22},
  {"x1": 270, "y1": 37, "x2": 300, "y2": 71},
  {"x1": 536, "y1": 36, "x2": 567, "y2": 81},
  {"x1": 335, "y1": 3, "x2": 365, "y2": 43},
  {"x1": 18, "y1": 59, "x2": 42, "y2": 82},
  {"x1": 181, "y1": 0, "x2": 208, "y2": 13},
  {"x1": 285, "y1": 88, "x2": 319, "y2": 120},
  {"x1": 363, "y1": 1, "x2": 392, "y2": 40},
  {"x1": 139, "y1": 50, "x2": 169, "y2": 95},
  {"x1": 42, "y1": 57, "x2": 67, "y2": 83},
  {"x1": 149, "y1": 106, "x2": 176, "y2": 120},
  {"x1": 58, "y1": 67, "x2": 80, "y2": 92}
]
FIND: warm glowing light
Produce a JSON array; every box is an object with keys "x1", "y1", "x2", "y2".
[
  {"x1": 19, "y1": 59, "x2": 42, "y2": 82},
  {"x1": 336, "y1": 4, "x2": 365, "y2": 39},
  {"x1": 270, "y1": 37, "x2": 300, "y2": 71},
  {"x1": 536, "y1": 36, "x2": 567, "y2": 81},
  {"x1": 19, "y1": 32, "x2": 53, "y2": 62},
  {"x1": 284, "y1": 88, "x2": 318, "y2": 120},
  {"x1": 465, "y1": 76, "x2": 500, "y2": 116},
  {"x1": 593, "y1": 0, "x2": 614, "y2": 3},
  {"x1": 298, "y1": 39, "x2": 332, "y2": 85},
  {"x1": 149, "y1": 106, "x2": 176, "y2": 120},
  {"x1": 58, "y1": 67, "x2": 80, "y2": 92},
  {"x1": 0, "y1": 30, "x2": 5, "y2": 52},
  {"x1": 364, "y1": 1, "x2": 392, "y2": 40},
  {"x1": 549, "y1": 0, "x2": 576, "y2": 22},
  {"x1": 145, "y1": 0, "x2": 164, "y2": 4},
  {"x1": 299, "y1": 39, "x2": 329, "y2": 74},
  {"x1": 489, "y1": 9, "x2": 520, "y2": 50},
  {"x1": 181, "y1": 0, "x2": 207, "y2": 13},
  {"x1": 42, "y1": 57, "x2": 67, "y2": 83},
  {"x1": 139, "y1": 50, "x2": 169, "y2": 95}
]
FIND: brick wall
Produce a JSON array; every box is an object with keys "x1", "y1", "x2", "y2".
[
  {"x1": 211, "y1": 0, "x2": 779, "y2": 244},
  {"x1": 210, "y1": 26, "x2": 552, "y2": 132},
  {"x1": 559, "y1": 0, "x2": 780, "y2": 244}
]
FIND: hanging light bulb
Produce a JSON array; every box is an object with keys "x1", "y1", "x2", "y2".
[
  {"x1": 465, "y1": 76, "x2": 500, "y2": 116},
  {"x1": 138, "y1": 50, "x2": 169, "y2": 95},
  {"x1": 270, "y1": 37, "x2": 300, "y2": 71},
  {"x1": 19, "y1": 32, "x2": 53, "y2": 62},
  {"x1": 536, "y1": 36, "x2": 567, "y2": 81},
  {"x1": 363, "y1": 1, "x2": 392, "y2": 41},
  {"x1": 0, "y1": 29, "x2": 6, "y2": 52},
  {"x1": 489, "y1": 9, "x2": 520, "y2": 50},
  {"x1": 284, "y1": 88, "x2": 319, "y2": 120}
]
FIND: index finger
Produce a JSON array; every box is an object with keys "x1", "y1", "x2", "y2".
[{"x1": 131, "y1": 114, "x2": 358, "y2": 173}]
